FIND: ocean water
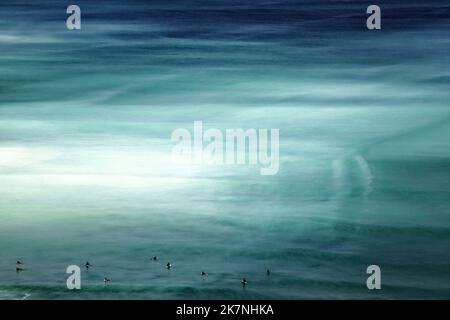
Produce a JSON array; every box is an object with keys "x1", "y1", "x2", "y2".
[{"x1": 0, "y1": 0, "x2": 449, "y2": 299}]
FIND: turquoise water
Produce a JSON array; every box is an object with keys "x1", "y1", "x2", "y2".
[{"x1": 0, "y1": 1, "x2": 449, "y2": 299}]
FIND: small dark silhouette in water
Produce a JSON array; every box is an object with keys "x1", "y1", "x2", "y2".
[
  {"x1": 17, "y1": 260, "x2": 23, "y2": 265},
  {"x1": 152, "y1": 256, "x2": 158, "y2": 261},
  {"x1": 267, "y1": 269, "x2": 271, "y2": 277},
  {"x1": 16, "y1": 267, "x2": 24, "y2": 273},
  {"x1": 201, "y1": 271, "x2": 207, "y2": 277},
  {"x1": 241, "y1": 278, "x2": 248, "y2": 287},
  {"x1": 85, "y1": 262, "x2": 91, "y2": 269},
  {"x1": 166, "y1": 262, "x2": 172, "y2": 270},
  {"x1": 103, "y1": 277, "x2": 111, "y2": 284}
]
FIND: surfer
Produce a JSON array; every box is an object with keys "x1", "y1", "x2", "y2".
[
  {"x1": 201, "y1": 271, "x2": 207, "y2": 277},
  {"x1": 85, "y1": 262, "x2": 91, "y2": 269},
  {"x1": 152, "y1": 256, "x2": 158, "y2": 261},
  {"x1": 267, "y1": 269, "x2": 270, "y2": 277},
  {"x1": 166, "y1": 262, "x2": 172, "y2": 270},
  {"x1": 17, "y1": 260, "x2": 23, "y2": 265},
  {"x1": 241, "y1": 278, "x2": 247, "y2": 287},
  {"x1": 16, "y1": 267, "x2": 24, "y2": 273},
  {"x1": 103, "y1": 277, "x2": 111, "y2": 284}
]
